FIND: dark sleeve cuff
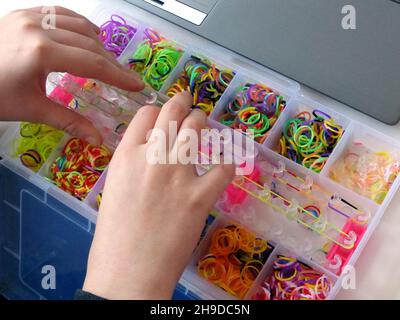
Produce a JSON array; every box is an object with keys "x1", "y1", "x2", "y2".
[{"x1": 74, "y1": 289, "x2": 106, "y2": 300}]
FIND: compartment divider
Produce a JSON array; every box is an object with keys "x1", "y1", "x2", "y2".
[
  {"x1": 262, "y1": 98, "x2": 298, "y2": 150},
  {"x1": 84, "y1": 168, "x2": 109, "y2": 211},
  {"x1": 320, "y1": 121, "x2": 355, "y2": 176},
  {"x1": 209, "y1": 73, "x2": 245, "y2": 121},
  {"x1": 117, "y1": 22, "x2": 149, "y2": 65},
  {"x1": 159, "y1": 51, "x2": 195, "y2": 94}
]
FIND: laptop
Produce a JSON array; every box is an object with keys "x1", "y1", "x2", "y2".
[{"x1": 124, "y1": 0, "x2": 400, "y2": 125}]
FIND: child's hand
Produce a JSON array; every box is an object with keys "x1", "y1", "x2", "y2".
[
  {"x1": 83, "y1": 92, "x2": 235, "y2": 299},
  {"x1": 0, "y1": 7, "x2": 144, "y2": 145}
]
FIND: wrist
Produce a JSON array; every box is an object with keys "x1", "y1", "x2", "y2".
[{"x1": 83, "y1": 260, "x2": 178, "y2": 300}]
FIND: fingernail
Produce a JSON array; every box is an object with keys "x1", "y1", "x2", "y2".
[
  {"x1": 128, "y1": 70, "x2": 143, "y2": 81},
  {"x1": 178, "y1": 91, "x2": 194, "y2": 105},
  {"x1": 129, "y1": 73, "x2": 146, "y2": 87}
]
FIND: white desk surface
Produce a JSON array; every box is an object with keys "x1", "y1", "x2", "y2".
[{"x1": 1, "y1": 0, "x2": 399, "y2": 299}]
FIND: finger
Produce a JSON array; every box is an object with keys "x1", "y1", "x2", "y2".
[
  {"x1": 119, "y1": 105, "x2": 161, "y2": 147},
  {"x1": 25, "y1": 6, "x2": 100, "y2": 34},
  {"x1": 50, "y1": 43, "x2": 145, "y2": 91},
  {"x1": 50, "y1": 15, "x2": 100, "y2": 41},
  {"x1": 198, "y1": 163, "x2": 236, "y2": 199},
  {"x1": 173, "y1": 109, "x2": 207, "y2": 166},
  {"x1": 47, "y1": 28, "x2": 119, "y2": 67},
  {"x1": 151, "y1": 92, "x2": 193, "y2": 149},
  {"x1": 28, "y1": 96, "x2": 102, "y2": 145},
  {"x1": 177, "y1": 109, "x2": 207, "y2": 140}
]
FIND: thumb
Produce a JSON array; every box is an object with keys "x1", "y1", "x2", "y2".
[{"x1": 34, "y1": 96, "x2": 102, "y2": 145}]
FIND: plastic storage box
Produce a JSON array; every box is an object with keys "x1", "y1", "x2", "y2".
[{"x1": 1, "y1": 4, "x2": 400, "y2": 300}]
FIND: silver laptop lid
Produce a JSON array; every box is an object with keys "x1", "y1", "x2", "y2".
[{"x1": 126, "y1": 0, "x2": 400, "y2": 125}]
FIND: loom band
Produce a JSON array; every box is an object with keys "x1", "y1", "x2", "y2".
[
  {"x1": 244, "y1": 260, "x2": 265, "y2": 274},
  {"x1": 211, "y1": 232, "x2": 237, "y2": 255},
  {"x1": 148, "y1": 61, "x2": 172, "y2": 77},
  {"x1": 208, "y1": 64, "x2": 217, "y2": 81},
  {"x1": 246, "y1": 239, "x2": 270, "y2": 255},
  {"x1": 274, "y1": 96, "x2": 283, "y2": 116},
  {"x1": 84, "y1": 178, "x2": 100, "y2": 190},
  {"x1": 292, "y1": 111, "x2": 311, "y2": 122},
  {"x1": 293, "y1": 128, "x2": 316, "y2": 149},
  {"x1": 291, "y1": 286, "x2": 316, "y2": 301},
  {"x1": 312, "y1": 109, "x2": 332, "y2": 120},
  {"x1": 284, "y1": 119, "x2": 301, "y2": 139},
  {"x1": 294, "y1": 136, "x2": 316, "y2": 152},
  {"x1": 227, "y1": 253, "x2": 244, "y2": 267},
  {"x1": 239, "y1": 266, "x2": 259, "y2": 289},
  {"x1": 279, "y1": 137, "x2": 287, "y2": 154},
  {"x1": 233, "y1": 225, "x2": 255, "y2": 242},
  {"x1": 254, "y1": 88, "x2": 273, "y2": 103},
  {"x1": 196, "y1": 103, "x2": 214, "y2": 114},
  {"x1": 188, "y1": 63, "x2": 208, "y2": 76},
  {"x1": 302, "y1": 137, "x2": 323, "y2": 152},
  {"x1": 323, "y1": 118, "x2": 342, "y2": 132},
  {"x1": 287, "y1": 148, "x2": 298, "y2": 163},
  {"x1": 198, "y1": 254, "x2": 218, "y2": 265},
  {"x1": 65, "y1": 173, "x2": 85, "y2": 189},
  {"x1": 252, "y1": 122, "x2": 270, "y2": 136},
  {"x1": 14, "y1": 138, "x2": 34, "y2": 156},
  {"x1": 314, "y1": 289, "x2": 329, "y2": 300},
  {"x1": 286, "y1": 138, "x2": 301, "y2": 155},
  {"x1": 143, "y1": 28, "x2": 162, "y2": 42},
  {"x1": 55, "y1": 156, "x2": 67, "y2": 171},
  {"x1": 41, "y1": 129, "x2": 64, "y2": 140},
  {"x1": 203, "y1": 83, "x2": 218, "y2": 95},
  {"x1": 20, "y1": 150, "x2": 42, "y2": 168},
  {"x1": 238, "y1": 109, "x2": 261, "y2": 125},
  {"x1": 226, "y1": 100, "x2": 243, "y2": 115},
  {"x1": 308, "y1": 158, "x2": 328, "y2": 173},
  {"x1": 37, "y1": 145, "x2": 55, "y2": 161},
  {"x1": 253, "y1": 286, "x2": 272, "y2": 300},
  {"x1": 303, "y1": 205, "x2": 321, "y2": 217},
  {"x1": 274, "y1": 258, "x2": 297, "y2": 270},
  {"x1": 86, "y1": 144, "x2": 112, "y2": 156},
  {"x1": 169, "y1": 81, "x2": 186, "y2": 93},
  {"x1": 262, "y1": 92, "x2": 276, "y2": 109},
  {"x1": 110, "y1": 14, "x2": 128, "y2": 26},
  {"x1": 219, "y1": 280, "x2": 240, "y2": 297},
  {"x1": 373, "y1": 191, "x2": 387, "y2": 204},
  {"x1": 20, "y1": 123, "x2": 41, "y2": 138},
  {"x1": 199, "y1": 259, "x2": 227, "y2": 283},
  {"x1": 323, "y1": 129, "x2": 342, "y2": 142},
  {"x1": 86, "y1": 150, "x2": 111, "y2": 164},
  {"x1": 256, "y1": 133, "x2": 269, "y2": 144},
  {"x1": 319, "y1": 127, "x2": 330, "y2": 143},
  {"x1": 62, "y1": 138, "x2": 85, "y2": 155},
  {"x1": 110, "y1": 32, "x2": 131, "y2": 45},
  {"x1": 219, "y1": 113, "x2": 236, "y2": 126},
  {"x1": 216, "y1": 72, "x2": 232, "y2": 90},
  {"x1": 151, "y1": 57, "x2": 177, "y2": 75},
  {"x1": 256, "y1": 103, "x2": 276, "y2": 117},
  {"x1": 301, "y1": 155, "x2": 323, "y2": 167},
  {"x1": 248, "y1": 87, "x2": 265, "y2": 103},
  {"x1": 315, "y1": 275, "x2": 331, "y2": 291},
  {"x1": 226, "y1": 275, "x2": 248, "y2": 297},
  {"x1": 276, "y1": 285, "x2": 292, "y2": 300}
]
